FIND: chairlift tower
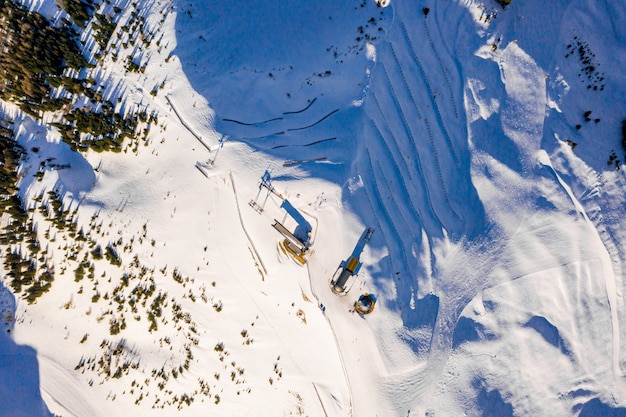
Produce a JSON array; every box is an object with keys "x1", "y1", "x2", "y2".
[
  {"x1": 209, "y1": 134, "x2": 228, "y2": 165},
  {"x1": 249, "y1": 169, "x2": 282, "y2": 213},
  {"x1": 195, "y1": 134, "x2": 228, "y2": 177}
]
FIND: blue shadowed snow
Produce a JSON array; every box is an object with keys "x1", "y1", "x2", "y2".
[
  {"x1": 578, "y1": 398, "x2": 626, "y2": 417},
  {"x1": 0, "y1": 284, "x2": 54, "y2": 417},
  {"x1": 452, "y1": 316, "x2": 483, "y2": 349},
  {"x1": 173, "y1": 0, "x2": 384, "y2": 122},
  {"x1": 524, "y1": 315, "x2": 571, "y2": 356},
  {"x1": 16, "y1": 117, "x2": 96, "y2": 196},
  {"x1": 406, "y1": 293, "x2": 439, "y2": 330},
  {"x1": 476, "y1": 386, "x2": 515, "y2": 417}
]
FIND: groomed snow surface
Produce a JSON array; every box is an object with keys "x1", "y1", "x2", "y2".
[{"x1": 2, "y1": 0, "x2": 626, "y2": 416}]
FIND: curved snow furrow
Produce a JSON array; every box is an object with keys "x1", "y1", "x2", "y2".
[
  {"x1": 389, "y1": 43, "x2": 461, "y2": 224},
  {"x1": 376, "y1": 62, "x2": 426, "y2": 173},
  {"x1": 386, "y1": 41, "x2": 424, "y2": 121},
  {"x1": 397, "y1": 21, "x2": 461, "y2": 166},
  {"x1": 380, "y1": 44, "x2": 461, "y2": 228},
  {"x1": 360, "y1": 170, "x2": 402, "y2": 280},
  {"x1": 368, "y1": 92, "x2": 413, "y2": 182},
  {"x1": 421, "y1": 115, "x2": 463, "y2": 223},
  {"x1": 376, "y1": 62, "x2": 445, "y2": 230},
  {"x1": 422, "y1": 19, "x2": 459, "y2": 119},
  {"x1": 363, "y1": 147, "x2": 413, "y2": 278},
  {"x1": 367, "y1": 115, "x2": 424, "y2": 222},
  {"x1": 373, "y1": 157, "x2": 422, "y2": 246}
]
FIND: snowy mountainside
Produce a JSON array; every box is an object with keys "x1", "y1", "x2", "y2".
[
  {"x1": 427, "y1": 1, "x2": 626, "y2": 415},
  {"x1": 0, "y1": 0, "x2": 625, "y2": 416}
]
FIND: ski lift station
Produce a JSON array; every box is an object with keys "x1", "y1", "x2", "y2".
[
  {"x1": 250, "y1": 170, "x2": 314, "y2": 264},
  {"x1": 330, "y1": 227, "x2": 374, "y2": 295},
  {"x1": 272, "y1": 198, "x2": 312, "y2": 263}
]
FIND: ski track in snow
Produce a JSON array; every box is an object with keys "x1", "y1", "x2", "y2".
[{"x1": 544, "y1": 169, "x2": 622, "y2": 382}]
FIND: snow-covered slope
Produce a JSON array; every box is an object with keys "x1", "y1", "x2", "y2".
[{"x1": 2, "y1": 0, "x2": 626, "y2": 416}]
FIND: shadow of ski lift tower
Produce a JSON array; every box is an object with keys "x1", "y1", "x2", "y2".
[
  {"x1": 249, "y1": 169, "x2": 282, "y2": 213},
  {"x1": 195, "y1": 134, "x2": 228, "y2": 177}
]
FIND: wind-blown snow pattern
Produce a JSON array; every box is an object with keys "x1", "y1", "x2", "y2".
[{"x1": 3, "y1": 0, "x2": 626, "y2": 416}]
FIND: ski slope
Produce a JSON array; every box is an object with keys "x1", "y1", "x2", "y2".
[{"x1": 2, "y1": 0, "x2": 626, "y2": 416}]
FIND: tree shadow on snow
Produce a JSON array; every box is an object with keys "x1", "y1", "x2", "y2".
[{"x1": 16, "y1": 115, "x2": 96, "y2": 197}]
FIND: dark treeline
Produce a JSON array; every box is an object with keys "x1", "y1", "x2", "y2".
[
  {"x1": 0, "y1": 0, "x2": 89, "y2": 114},
  {"x1": 0, "y1": 0, "x2": 145, "y2": 153},
  {"x1": 0, "y1": 121, "x2": 54, "y2": 302}
]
